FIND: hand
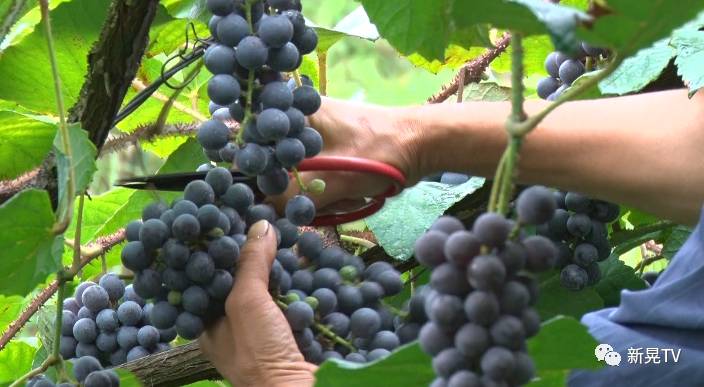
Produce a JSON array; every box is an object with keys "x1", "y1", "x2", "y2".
[
  {"x1": 276, "y1": 98, "x2": 427, "y2": 210},
  {"x1": 199, "y1": 220, "x2": 317, "y2": 387}
]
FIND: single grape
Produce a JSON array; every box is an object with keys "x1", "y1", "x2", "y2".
[
  {"x1": 537, "y1": 77, "x2": 560, "y2": 100},
  {"x1": 117, "y1": 301, "x2": 143, "y2": 326},
  {"x1": 296, "y1": 127, "x2": 323, "y2": 157},
  {"x1": 414, "y1": 231, "x2": 448, "y2": 268},
  {"x1": 207, "y1": 269, "x2": 233, "y2": 300},
  {"x1": 350, "y1": 308, "x2": 382, "y2": 338},
  {"x1": 245, "y1": 203, "x2": 277, "y2": 225},
  {"x1": 61, "y1": 310, "x2": 77, "y2": 336},
  {"x1": 455, "y1": 323, "x2": 490, "y2": 359},
  {"x1": 499, "y1": 281, "x2": 531, "y2": 316},
  {"x1": 73, "y1": 317, "x2": 98, "y2": 344},
  {"x1": 560, "y1": 264, "x2": 589, "y2": 291},
  {"x1": 337, "y1": 285, "x2": 364, "y2": 314},
  {"x1": 292, "y1": 27, "x2": 318, "y2": 55},
  {"x1": 489, "y1": 315, "x2": 525, "y2": 350},
  {"x1": 522, "y1": 235, "x2": 558, "y2": 272},
  {"x1": 116, "y1": 325, "x2": 139, "y2": 349},
  {"x1": 267, "y1": 42, "x2": 300, "y2": 72},
  {"x1": 430, "y1": 216, "x2": 466, "y2": 235},
  {"x1": 369, "y1": 330, "x2": 400, "y2": 351},
  {"x1": 96, "y1": 309, "x2": 119, "y2": 332},
  {"x1": 464, "y1": 291, "x2": 500, "y2": 326},
  {"x1": 96, "y1": 331, "x2": 118, "y2": 353},
  {"x1": 444, "y1": 231, "x2": 480, "y2": 267},
  {"x1": 521, "y1": 307, "x2": 541, "y2": 338},
  {"x1": 162, "y1": 239, "x2": 190, "y2": 269},
  {"x1": 121, "y1": 241, "x2": 150, "y2": 272},
  {"x1": 292, "y1": 85, "x2": 321, "y2": 115},
  {"x1": 428, "y1": 293, "x2": 466, "y2": 330},
  {"x1": 196, "y1": 204, "x2": 221, "y2": 231},
  {"x1": 139, "y1": 218, "x2": 169, "y2": 251},
  {"x1": 236, "y1": 36, "x2": 268, "y2": 70},
  {"x1": 126, "y1": 346, "x2": 150, "y2": 362},
  {"x1": 150, "y1": 301, "x2": 179, "y2": 330},
  {"x1": 142, "y1": 202, "x2": 168, "y2": 221},
  {"x1": 544, "y1": 52, "x2": 560, "y2": 78},
  {"x1": 204, "y1": 44, "x2": 237, "y2": 74},
  {"x1": 71, "y1": 356, "x2": 103, "y2": 383},
  {"x1": 558, "y1": 59, "x2": 585, "y2": 85},
  {"x1": 480, "y1": 347, "x2": 516, "y2": 381},
  {"x1": 467, "y1": 255, "x2": 506, "y2": 291},
  {"x1": 217, "y1": 13, "x2": 249, "y2": 46},
  {"x1": 472, "y1": 213, "x2": 512, "y2": 248},
  {"x1": 285, "y1": 195, "x2": 316, "y2": 226},
  {"x1": 547, "y1": 208, "x2": 570, "y2": 240},
  {"x1": 359, "y1": 281, "x2": 385, "y2": 306},
  {"x1": 184, "y1": 180, "x2": 216, "y2": 207},
  {"x1": 286, "y1": 301, "x2": 315, "y2": 331},
  {"x1": 125, "y1": 220, "x2": 143, "y2": 242},
  {"x1": 123, "y1": 284, "x2": 145, "y2": 307},
  {"x1": 236, "y1": 143, "x2": 268, "y2": 176},
  {"x1": 574, "y1": 243, "x2": 599, "y2": 267},
  {"x1": 448, "y1": 370, "x2": 481, "y2": 387},
  {"x1": 516, "y1": 186, "x2": 557, "y2": 225},
  {"x1": 206, "y1": 0, "x2": 233, "y2": 15},
  {"x1": 175, "y1": 312, "x2": 204, "y2": 340},
  {"x1": 207, "y1": 74, "x2": 241, "y2": 106},
  {"x1": 137, "y1": 325, "x2": 160, "y2": 349},
  {"x1": 312, "y1": 268, "x2": 342, "y2": 291},
  {"x1": 298, "y1": 231, "x2": 323, "y2": 260},
  {"x1": 431, "y1": 263, "x2": 471, "y2": 296},
  {"x1": 186, "y1": 252, "x2": 215, "y2": 285},
  {"x1": 367, "y1": 348, "x2": 391, "y2": 361},
  {"x1": 133, "y1": 269, "x2": 163, "y2": 299},
  {"x1": 565, "y1": 192, "x2": 592, "y2": 213},
  {"x1": 322, "y1": 312, "x2": 350, "y2": 337},
  {"x1": 260, "y1": 81, "x2": 294, "y2": 111},
  {"x1": 257, "y1": 14, "x2": 294, "y2": 48},
  {"x1": 60, "y1": 335, "x2": 77, "y2": 359},
  {"x1": 77, "y1": 306, "x2": 94, "y2": 320},
  {"x1": 433, "y1": 348, "x2": 468, "y2": 378},
  {"x1": 222, "y1": 183, "x2": 254, "y2": 214}
]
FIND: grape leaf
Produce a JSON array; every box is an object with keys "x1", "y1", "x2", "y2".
[
  {"x1": 463, "y1": 82, "x2": 512, "y2": 102},
  {"x1": 0, "y1": 110, "x2": 57, "y2": 180},
  {"x1": 0, "y1": 189, "x2": 63, "y2": 296},
  {"x1": 672, "y1": 29, "x2": 704, "y2": 96},
  {"x1": 0, "y1": 295, "x2": 27, "y2": 334},
  {"x1": 661, "y1": 226, "x2": 693, "y2": 260},
  {"x1": 314, "y1": 342, "x2": 434, "y2": 387},
  {"x1": 536, "y1": 273, "x2": 604, "y2": 320},
  {"x1": 0, "y1": 0, "x2": 110, "y2": 113},
  {"x1": 0, "y1": 340, "x2": 38, "y2": 385},
  {"x1": 594, "y1": 256, "x2": 647, "y2": 306},
  {"x1": 599, "y1": 39, "x2": 676, "y2": 95},
  {"x1": 366, "y1": 178, "x2": 486, "y2": 261},
  {"x1": 313, "y1": 6, "x2": 379, "y2": 54},
  {"x1": 528, "y1": 316, "x2": 602, "y2": 371},
  {"x1": 54, "y1": 124, "x2": 97, "y2": 219}
]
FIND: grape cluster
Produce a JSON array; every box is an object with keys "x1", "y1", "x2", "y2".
[
  {"x1": 273, "y1": 231, "x2": 407, "y2": 363},
  {"x1": 59, "y1": 275, "x2": 172, "y2": 367},
  {"x1": 537, "y1": 43, "x2": 608, "y2": 101},
  {"x1": 202, "y1": 0, "x2": 321, "y2": 227},
  {"x1": 536, "y1": 191, "x2": 620, "y2": 291},
  {"x1": 414, "y1": 186, "x2": 560, "y2": 386},
  {"x1": 27, "y1": 356, "x2": 120, "y2": 387}
]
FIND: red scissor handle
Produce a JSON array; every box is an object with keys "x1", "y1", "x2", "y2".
[{"x1": 296, "y1": 156, "x2": 407, "y2": 226}]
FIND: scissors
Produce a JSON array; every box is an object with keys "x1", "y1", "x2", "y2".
[{"x1": 116, "y1": 156, "x2": 407, "y2": 226}]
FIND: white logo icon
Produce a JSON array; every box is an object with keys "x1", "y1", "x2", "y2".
[
  {"x1": 604, "y1": 351, "x2": 622, "y2": 366},
  {"x1": 595, "y1": 344, "x2": 614, "y2": 361}
]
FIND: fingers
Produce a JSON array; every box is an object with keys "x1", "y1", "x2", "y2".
[{"x1": 232, "y1": 220, "x2": 278, "y2": 293}]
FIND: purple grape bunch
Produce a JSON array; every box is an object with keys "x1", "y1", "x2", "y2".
[{"x1": 537, "y1": 42, "x2": 609, "y2": 101}]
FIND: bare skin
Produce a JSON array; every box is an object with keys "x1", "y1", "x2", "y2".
[{"x1": 200, "y1": 89, "x2": 704, "y2": 386}]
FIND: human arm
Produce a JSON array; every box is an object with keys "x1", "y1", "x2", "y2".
[{"x1": 304, "y1": 89, "x2": 704, "y2": 226}]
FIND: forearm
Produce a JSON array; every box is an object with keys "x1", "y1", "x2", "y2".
[{"x1": 405, "y1": 89, "x2": 704, "y2": 225}]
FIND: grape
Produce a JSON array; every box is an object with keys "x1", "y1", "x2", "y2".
[
  {"x1": 498, "y1": 281, "x2": 530, "y2": 316},
  {"x1": 350, "y1": 308, "x2": 382, "y2": 338},
  {"x1": 522, "y1": 235, "x2": 557, "y2": 272},
  {"x1": 301, "y1": 340, "x2": 323, "y2": 363},
  {"x1": 126, "y1": 346, "x2": 150, "y2": 362},
  {"x1": 197, "y1": 204, "x2": 221, "y2": 231},
  {"x1": 257, "y1": 167, "x2": 290, "y2": 196},
  {"x1": 159, "y1": 327, "x2": 177, "y2": 343},
  {"x1": 61, "y1": 310, "x2": 77, "y2": 336},
  {"x1": 565, "y1": 192, "x2": 592, "y2": 213},
  {"x1": 109, "y1": 348, "x2": 127, "y2": 366},
  {"x1": 207, "y1": 269, "x2": 233, "y2": 300},
  {"x1": 186, "y1": 181, "x2": 217, "y2": 209},
  {"x1": 428, "y1": 293, "x2": 466, "y2": 329},
  {"x1": 586, "y1": 262, "x2": 602, "y2": 285},
  {"x1": 521, "y1": 308, "x2": 541, "y2": 338},
  {"x1": 208, "y1": 236, "x2": 240, "y2": 270},
  {"x1": 204, "y1": 44, "x2": 237, "y2": 74},
  {"x1": 537, "y1": 77, "x2": 560, "y2": 100},
  {"x1": 544, "y1": 52, "x2": 560, "y2": 78},
  {"x1": 454, "y1": 323, "x2": 490, "y2": 359},
  {"x1": 275, "y1": 138, "x2": 306, "y2": 168},
  {"x1": 222, "y1": 183, "x2": 254, "y2": 213},
  {"x1": 433, "y1": 348, "x2": 468, "y2": 378},
  {"x1": 236, "y1": 143, "x2": 268, "y2": 176},
  {"x1": 290, "y1": 269, "x2": 312, "y2": 294},
  {"x1": 431, "y1": 263, "x2": 471, "y2": 296},
  {"x1": 139, "y1": 219, "x2": 169, "y2": 251},
  {"x1": 448, "y1": 370, "x2": 481, "y2": 387},
  {"x1": 173, "y1": 200, "x2": 198, "y2": 217},
  {"x1": 308, "y1": 288, "x2": 335, "y2": 316},
  {"x1": 396, "y1": 322, "x2": 421, "y2": 344},
  {"x1": 73, "y1": 317, "x2": 97, "y2": 344},
  {"x1": 175, "y1": 312, "x2": 204, "y2": 340},
  {"x1": 286, "y1": 301, "x2": 314, "y2": 331},
  {"x1": 443, "y1": 231, "x2": 480, "y2": 267},
  {"x1": 496, "y1": 242, "x2": 527, "y2": 276},
  {"x1": 276, "y1": 248, "x2": 299, "y2": 273},
  {"x1": 133, "y1": 269, "x2": 163, "y2": 299},
  {"x1": 206, "y1": 0, "x2": 233, "y2": 16},
  {"x1": 591, "y1": 200, "x2": 620, "y2": 223},
  {"x1": 258, "y1": 14, "x2": 294, "y2": 48},
  {"x1": 430, "y1": 216, "x2": 466, "y2": 235},
  {"x1": 137, "y1": 325, "x2": 160, "y2": 348},
  {"x1": 245, "y1": 204, "x2": 277, "y2": 224},
  {"x1": 359, "y1": 281, "x2": 384, "y2": 306},
  {"x1": 509, "y1": 351, "x2": 536, "y2": 385},
  {"x1": 292, "y1": 85, "x2": 321, "y2": 115},
  {"x1": 162, "y1": 239, "x2": 190, "y2": 270},
  {"x1": 480, "y1": 347, "x2": 516, "y2": 381},
  {"x1": 337, "y1": 285, "x2": 364, "y2": 314},
  {"x1": 285, "y1": 195, "x2": 316, "y2": 226},
  {"x1": 345, "y1": 352, "x2": 367, "y2": 363},
  {"x1": 369, "y1": 330, "x2": 400, "y2": 351},
  {"x1": 489, "y1": 315, "x2": 525, "y2": 350},
  {"x1": 472, "y1": 213, "x2": 512, "y2": 248},
  {"x1": 236, "y1": 36, "x2": 268, "y2": 70},
  {"x1": 74, "y1": 281, "x2": 96, "y2": 307},
  {"x1": 96, "y1": 332, "x2": 118, "y2": 352},
  {"x1": 216, "y1": 13, "x2": 248, "y2": 47},
  {"x1": 142, "y1": 202, "x2": 167, "y2": 220},
  {"x1": 558, "y1": 59, "x2": 585, "y2": 85},
  {"x1": 440, "y1": 172, "x2": 470, "y2": 185},
  {"x1": 121, "y1": 241, "x2": 149, "y2": 272},
  {"x1": 71, "y1": 355, "x2": 102, "y2": 383},
  {"x1": 76, "y1": 342, "x2": 100, "y2": 358},
  {"x1": 574, "y1": 243, "x2": 599, "y2": 267},
  {"x1": 60, "y1": 335, "x2": 77, "y2": 359},
  {"x1": 186, "y1": 252, "x2": 215, "y2": 285},
  {"x1": 414, "y1": 231, "x2": 448, "y2": 268},
  {"x1": 117, "y1": 301, "x2": 143, "y2": 326},
  {"x1": 463, "y1": 291, "x2": 500, "y2": 326},
  {"x1": 296, "y1": 127, "x2": 323, "y2": 157},
  {"x1": 117, "y1": 325, "x2": 139, "y2": 349},
  {"x1": 312, "y1": 268, "x2": 341, "y2": 291},
  {"x1": 203, "y1": 167, "x2": 233, "y2": 197},
  {"x1": 560, "y1": 264, "x2": 588, "y2": 291},
  {"x1": 516, "y1": 186, "x2": 556, "y2": 225},
  {"x1": 84, "y1": 370, "x2": 114, "y2": 387},
  {"x1": 150, "y1": 301, "x2": 179, "y2": 330},
  {"x1": 467, "y1": 255, "x2": 506, "y2": 291},
  {"x1": 293, "y1": 27, "x2": 318, "y2": 55},
  {"x1": 260, "y1": 81, "x2": 294, "y2": 111},
  {"x1": 376, "y1": 269, "x2": 403, "y2": 296},
  {"x1": 123, "y1": 285, "x2": 145, "y2": 307},
  {"x1": 208, "y1": 74, "x2": 241, "y2": 106},
  {"x1": 96, "y1": 309, "x2": 119, "y2": 332},
  {"x1": 546, "y1": 208, "x2": 570, "y2": 239},
  {"x1": 267, "y1": 42, "x2": 300, "y2": 71},
  {"x1": 367, "y1": 348, "x2": 391, "y2": 361},
  {"x1": 77, "y1": 306, "x2": 94, "y2": 320},
  {"x1": 322, "y1": 312, "x2": 350, "y2": 337},
  {"x1": 284, "y1": 107, "x2": 306, "y2": 136},
  {"x1": 125, "y1": 221, "x2": 143, "y2": 242}
]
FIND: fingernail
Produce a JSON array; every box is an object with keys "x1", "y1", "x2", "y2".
[{"x1": 248, "y1": 220, "x2": 270, "y2": 239}]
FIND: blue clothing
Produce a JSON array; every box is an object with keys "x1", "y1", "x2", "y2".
[{"x1": 569, "y1": 208, "x2": 704, "y2": 386}]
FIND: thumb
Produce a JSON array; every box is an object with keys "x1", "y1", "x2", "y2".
[{"x1": 232, "y1": 220, "x2": 278, "y2": 292}]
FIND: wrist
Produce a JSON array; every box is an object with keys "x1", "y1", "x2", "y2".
[{"x1": 389, "y1": 105, "x2": 433, "y2": 185}]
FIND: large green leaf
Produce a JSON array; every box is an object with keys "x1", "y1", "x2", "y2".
[
  {"x1": 661, "y1": 225, "x2": 693, "y2": 260},
  {"x1": 0, "y1": 110, "x2": 57, "y2": 179},
  {"x1": 54, "y1": 124, "x2": 97, "y2": 217},
  {"x1": 594, "y1": 256, "x2": 647, "y2": 306},
  {"x1": 314, "y1": 6, "x2": 379, "y2": 54},
  {"x1": 366, "y1": 178, "x2": 485, "y2": 261},
  {"x1": 0, "y1": 340, "x2": 38, "y2": 385},
  {"x1": 672, "y1": 29, "x2": 704, "y2": 96},
  {"x1": 536, "y1": 274, "x2": 604, "y2": 320},
  {"x1": 599, "y1": 39, "x2": 676, "y2": 95},
  {"x1": 0, "y1": 189, "x2": 63, "y2": 296},
  {"x1": 0, "y1": 0, "x2": 110, "y2": 113},
  {"x1": 577, "y1": 0, "x2": 704, "y2": 58},
  {"x1": 0, "y1": 295, "x2": 27, "y2": 334},
  {"x1": 0, "y1": 0, "x2": 32, "y2": 43},
  {"x1": 314, "y1": 342, "x2": 434, "y2": 387}
]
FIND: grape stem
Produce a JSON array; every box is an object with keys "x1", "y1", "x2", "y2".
[
  {"x1": 292, "y1": 168, "x2": 309, "y2": 192},
  {"x1": 274, "y1": 298, "x2": 357, "y2": 352},
  {"x1": 237, "y1": 1, "x2": 258, "y2": 145},
  {"x1": 292, "y1": 70, "x2": 303, "y2": 87},
  {"x1": 318, "y1": 52, "x2": 328, "y2": 96},
  {"x1": 340, "y1": 235, "x2": 376, "y2": 249},
  {"x1": 380, "y1": 300, "x2": 409, "y2": 319}
]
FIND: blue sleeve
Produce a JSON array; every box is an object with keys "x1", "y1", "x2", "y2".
[{"x1": 569, "y1": 208, "x2": 704, "y2": 387}]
